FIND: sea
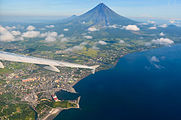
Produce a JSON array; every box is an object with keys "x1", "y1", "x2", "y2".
[{"x1": 55, "y1": 44, "x2": 181, "y2": 120}]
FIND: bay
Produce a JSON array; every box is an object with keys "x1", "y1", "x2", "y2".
[{"x1": 55, "y1": 44, "x2": 181, "y2": 120}]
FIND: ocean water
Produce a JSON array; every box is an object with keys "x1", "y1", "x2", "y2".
[{"x1": 55, "y1": 44, "x2": 181, "y2": 120}]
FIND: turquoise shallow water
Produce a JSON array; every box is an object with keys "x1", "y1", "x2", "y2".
[{"x1": 55, "y1": 44, "x2": 181, "y2": 120}]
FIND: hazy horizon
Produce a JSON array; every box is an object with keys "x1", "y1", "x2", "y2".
[{"x1": 0, "y1": 0, "x2": 181, "y2": 19}]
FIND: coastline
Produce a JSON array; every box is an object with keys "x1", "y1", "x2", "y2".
[
  {"x1": 47, "y1": 44, "x2": 181, "y2": 120},
  {"x1": 48, "y1": 47, "x2": 162, "y2": 120},
  {"x1": 42, "y1": 96, "x2": 81, "y2": 120},
  {"x1": 42, "y1": 54, "x2": 127, "y2": 120},
  {"x1": 39, "y1": 47, "x2": 159, "y2": 120},
  {"x1": 38, "y1": 73, "x2": 89, "y2": 120},
  {"x1": 40, "y1": 47, "x2": 161, "y2": 120},
  {"x1": 42, "y1": 108, "x2": 64, "y2": 120}
]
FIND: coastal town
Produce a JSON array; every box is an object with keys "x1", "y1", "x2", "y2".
[
  {"x1": 0, "y1": 32, "x2": 172, "y2": 119},
  {"x1": 0, "y1": 45, "x2": 131, "y2": 119}
]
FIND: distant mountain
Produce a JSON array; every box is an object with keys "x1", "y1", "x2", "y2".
[
  {"x1": 65, "y1": 15, "x2": 78, "y2": 22},
  {"x1": 65, "y1": 3, "x2": 137, "y2": 27}
]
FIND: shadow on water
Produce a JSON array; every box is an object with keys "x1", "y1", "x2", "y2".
[{"x1": 56, "y1": 90, "x2": 80, "y2": 100}]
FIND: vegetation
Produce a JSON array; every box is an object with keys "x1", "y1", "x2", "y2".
[
  {"x1": 36, "y1": 100, "x2": 77, "y2": 110},
  {"x1": 53, "y1": 101, "x2": 77, "y2": 108},
  {"x1": 0, "y1": 103, "x2": 35, "y2": 120},
  {"x1": 78, "y1": 47, "x2": 98, "y2": 58},
  {"x1": 35, "y1": 100, "x2": 77, "y2": 118},
  {"x1": 0, "y1": 67, "x2": 12, "y2": 74},
  {"x1": 0, "y1": 6, "x2": 181, "y2": 119}
]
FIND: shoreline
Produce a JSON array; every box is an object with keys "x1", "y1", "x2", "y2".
[
  {"x1": 38, "y1": 48, "x2": 151, "y2": 120},
  {"x1": 49, "y1": 48, "x2": 156, "y2": 119},
  {"x1": 43, "y1": 54, "x2": 127, "y2": 120},
  {"x1": 40, "y1": 48, "x2": 154, "y2": 120},
  {"x1": 42, "y1": 108, "x2": 63, "y2": 120},
  {"x1": 42, "y1": 96, "x2": 81, "y2": 120},
  {"x1": 43, "y1": 43, "x2": 181, "y2": 120}
]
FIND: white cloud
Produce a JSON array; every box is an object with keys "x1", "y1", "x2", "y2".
[
  {"x1": 40, "y1": 32, "x2": 63, "y2": 42},
  {"x1": 123, "y1": 25, "x2": 140, "y2": 31},
  {"x1": 149, "y1": 56, "x2": 164, "y2": 69},
  {"x1": 60, "y1": 37, "x2": 68, "y2": 42},
  {"x1": 0, "y1": 26, "x2": 24, "y2": 42},
  {"x1": 48, "y1": 32, "x2": 57, "y2": 37},
  {"x1": 148, "y1": 21, "x2": 156, "y2": 24},
  {"x1": 64, "y1": 42, "x2": 88, "y2": 52},
  {"x1": 84, "y1": 35, "x2": 93, "y2": 39},
  {"x1": 0, "y1": 32, "x2": 15, "y2": 42},
  {"x1": 92, "y1": 45, "x2": 99, "y2": 50},
  {"x1": 152, "y1": 38, "x2": 174, "y2": 45},
  {"x1": 150, "y1": 56, "x2": 160, "y2": 62},
  {"x1": 40, "y1": 31, "x2": 57, "y2": 36},
  {"x1": 98, "y1": 40, "x2": 107, "y2": 45},
  {"x1": 120, "y1": 40, "x2": 125, "y2": 44},
  {"x1": 59, "y1": 34, "x2": 64, "y2": 38},
  {"x1": 153, "y1": 64, "x2": 163, "y2": 69},
  {"x1": 80, "y1": 42, "x2": 88, "y2": 45},
  {"x1": 149, "y1": 27, "x2": 157, "y2": 29},
  {"x1": 44, "y1": 32, "x2": 58, "y2": 42},
  {"x1": 169, "y1": 20, "x2": 175, "y2": 24},
  {"x1": 145, "y1": 42, "x2": 152, "y2": 47},
  {"x1": 11, "y1": 31, "x2": 21, "y2": 36},
  {"x1": 58, "y1": 34, "x2": 68, "y2": 42},
  {"x1": 109, "y1": 24, "x2": 118, "y2": 28},
  {"x1": 159, "y1": 24, "x2": 168, "y2": 28},
  {"x1": 27, "y1": 25, "x2": 35, "y2": 31},
  {"x1": 160, "y1": 32, "x2": 165, "y2": 36},
  {"x1": 0, "y1": 25, "x2": 15, "y2": 42},
  {"x1": 0, "y1": 26, "x2": 7, "y2": 33},
  {"x1": 40, "y1": 32, "x2": 48, "y2": 38},
  {"x1": 45, "y1": 36, "x2": 56, "y2": 42},
  {"x1": 65, "y1": 45, "x2": 84, "y2": 52},
  {"x1": 92, "y1": 42, "x2": 100, "y2": 50},
  {"x1": 15, "y1": 36, "x2": 24, "y2": 41},
  {"x1": 64, "y1": 28, "x2": 69, "y2": 31},
  {"x1": 46, "y1": 25, "x2": 55, "y2": 28},
  {"x1": 88, "y1": 27, "x2": 98, "y2": 32},
  {"x1": 22, "y1": 31, "x2": 40, "y2": 38},
  {"x1": 5, "y1": 26, "x2": 16, "y2": 30}
]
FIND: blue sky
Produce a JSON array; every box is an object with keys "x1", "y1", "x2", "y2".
[{"x1": 0, "y1": 0, "x2": 181, "y2": 19}]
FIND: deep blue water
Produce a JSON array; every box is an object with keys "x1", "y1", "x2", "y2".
[{"x1": 55, "y1": 44, "x2": 181, "y2": 120}]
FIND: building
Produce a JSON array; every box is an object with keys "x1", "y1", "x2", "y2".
[
  {"x1": 22, "y1": 78, "x2": 36, "y2": 82},
  {"x1": 51, "y1": 95, "x2": 60, "y2": 102}
]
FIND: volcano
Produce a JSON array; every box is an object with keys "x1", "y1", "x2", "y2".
[{"x1": 67, "y1": 3, "x2": 137, "y2": 27}]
